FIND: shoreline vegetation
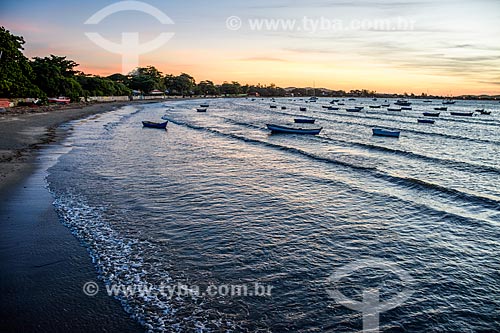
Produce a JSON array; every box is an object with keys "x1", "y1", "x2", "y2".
[{"x1": 1, "y1": 26, "x2": 499, "y2": 108}]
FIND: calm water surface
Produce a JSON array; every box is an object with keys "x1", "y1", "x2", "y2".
[{"x1": 47, "y1": 98, "x2": 500, "y2": 332}]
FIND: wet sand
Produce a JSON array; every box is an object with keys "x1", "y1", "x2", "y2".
[{"x1": 0, "y1": 101, "x2": 165, "y2": 332}]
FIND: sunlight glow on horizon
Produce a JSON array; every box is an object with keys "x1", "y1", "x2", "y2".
[{"x1": 2, "y1": 0, "x2": 500, "y2": 96}]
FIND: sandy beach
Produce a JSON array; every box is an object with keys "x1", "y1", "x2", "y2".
[{"x1": 0, "y1": 101, "x2": 162, "y2": 332}]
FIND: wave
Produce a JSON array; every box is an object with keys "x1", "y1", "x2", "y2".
[{"x1": 163, "y1": 116, "x2": 500, "y2": 211}]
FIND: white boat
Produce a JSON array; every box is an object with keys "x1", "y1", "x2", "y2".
[{"x1": 372, "y1": 128, "x2": 400, "y2": 138}]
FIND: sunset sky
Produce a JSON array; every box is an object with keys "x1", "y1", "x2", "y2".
[{"x1": 1, "y1": 0, "x2": 500, "y2": 95}]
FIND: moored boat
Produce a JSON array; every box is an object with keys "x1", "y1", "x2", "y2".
[
  {"x1": 387, "y1": 108, "x2": 402, "y2": 112},
  {"x1": 479, "y1": 110, "x2": 491, "y2": 115},
  {"x1": 142, "y1": 121, "x2": 168, "y2": 129},
  {"x1": 346, "y1": 108, "x2": 361, "y2": 112},
  {"x1": 381, "y1": 103, "x2": 390, "y2": 107},
  {"x1": 395, "y1": 100, "x2": 411, "y2": 106},
  {"x1": 266, "y1": 124, "x2": 322, "y2": 135},
  {"x1": 369, "y1": 105, "x2": 381, "y2": 108},
  {"x1": 328, "y1": 107, "x2": 339, "y2": 110},
  {"x1": 423, "y1": 112, "x2": 440, "y2": 117},
  {"x1": 300, "y1": 107, "x2": 307, "y2": 111},
  {"x1": 200, "y1": 104, "x2": 209, "y2": 108},
  {"x1": 418, "y1": 119, "x2": 435, "y2": 124},
  {"x1": 270, "y1": 105, "x2": 277, "y2": 109},
  {"x1": 450, "y1": 111, "x2": 474, "y2": 116},
  {"x1": 294, "y1": 118, "x2": 316, "y2": 124},
  {"x1": 434, "y1": 107, "x2": 447, "y2": 111},
  {"x1": 443, "y1": 99, "x2": 455, "y2": 105},
  {"x1": 197, "y1": 108, "x2": 207, "y2": 112},
  {"x1": 401, "y1": 107, "x2": 412, "y2": 111},
  {"x1": 372, "y1": 128, "x2": 400, "y2": 138}
]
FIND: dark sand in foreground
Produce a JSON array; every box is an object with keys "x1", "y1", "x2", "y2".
[{"x1": 0, "y1": 101, "x2": 167, "y2": 332}]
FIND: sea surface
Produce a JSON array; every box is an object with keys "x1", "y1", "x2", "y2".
[{"x1": 47, "y1": 98, "x2": 500, "y2": 332}]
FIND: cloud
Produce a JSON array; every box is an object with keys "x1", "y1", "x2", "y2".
[{"x1": 240, "y1": 56, "x2": 289, "y2": 62}]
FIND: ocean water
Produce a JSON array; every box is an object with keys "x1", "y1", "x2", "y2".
[{"x1": 47, "y1": 98, "x2": 500, "y2": 332}]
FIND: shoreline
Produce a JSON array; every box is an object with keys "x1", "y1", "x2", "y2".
[
  {"x1": 0, "y1": 99, "x2": 183, "y2": 332},
  {"x1": 0, "y1": 99, "x2": 169, "y2": 194}
]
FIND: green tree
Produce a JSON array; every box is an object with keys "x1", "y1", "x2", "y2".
[
  {"x1": 31, "y1": 55, "x2": 83, "y2": 101},
  {"x1": 171, "y1": 73, "x2": 196, "y2": 96},
  {"x1": 0, "y1": 26, "x2": 45, "y2": 98},
  {"x1": 197, "y1": 80, "x2": 219, "y2": 96},
  {"x1": 128, "y1": 66, "x2": 165, "y2": 93}
]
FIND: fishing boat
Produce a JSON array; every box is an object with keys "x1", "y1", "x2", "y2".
[
  {"x1": 197, "y1": 108, "x2": 207, "y2": 112},
  {"x1": 354, "y1": 106, "x2": 364, "y2": 110},
  {"x1": 382, "y1": 103, "x2": 390, "y2": 107},
  {"x1": 369, "y1": 105, "x2": 382, "y2": 108},
  {"x1": 346, "y1": 108, "x2": 361, "y2": 112},
  {"x1": 142, "y1": 121, "x2": 168, "y2": 129},
  {"x1": 328, "y1": 107, "x2": 339, "y2": 110},
  {"x1": 322, "y1": 105, "x2": 330, "y2": 109},
  {"x1": 281, "y1": 106, "x2": 287, "y2": 110},
  {"x1": 387, "y1": 108, "x2": 402, "y2": 112},
  {"x1": 266, "y1": 124, "x2": 322, "y2": 135},
  {"x1": 401, "y1": 107, "x2": 412, "y2": 111},
  {"x1": 450, "y1": 112, "x2": 474, "y2": 116},
  {"x1": 443, "y1": 99, "x2": 455, "y2": 105},
  {"x1": 270, "y1": 105, "x2": 277, "y2": 109},
  {"x1": 348, "y1": 98, "x2": 356, "y2": 101},
  {"x1": 423, "y1": 112, "x2": 440, "y2": 117},
  {"x1": 300, "y1": 107, "x2": 307, "y2": 111},
  {"x1": 434, "y1": 107, "x2": 447, "y2": 111},
  {"x1": 338, "y1": 103, "x2": 345, "y2": 106},
  {"x1": 479, "y1": 110, "x2": 491, "y2": 115},
  {"x1": 418, "y1": 119, "x2": 435, "y2": 124},
  {"x1": 200, "y1": 104, "x2": 209, "y2": 108},
  {"x1": 330, "y1": 99, "x2": 340, "y2": 103},
  {"x1": 294, "y1": 118, "x2": 316, "y2": 124},
  {"x1": 395, "y1": 100, "x2": 411, "y2": 106},
  {"x1": 372, "y1": 128, "x2": 400, "y2": 138}
]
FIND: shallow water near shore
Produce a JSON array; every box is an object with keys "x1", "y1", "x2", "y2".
[{"x1": 47, "y1": 99, "x2": 500, "y2": 332}]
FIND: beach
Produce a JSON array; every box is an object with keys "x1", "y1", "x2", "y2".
[
  {"x1": 0, "y1": 101, "x2": 157, "y2": 332},
  {"x1": 1, "y1": 97, "x2": 499, "y2": 331}
]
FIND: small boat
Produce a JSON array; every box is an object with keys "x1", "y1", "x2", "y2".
[
  {"x1": 330, "y1": 99, "x2": 340, "y2": 103},
  {"x1": 372, "y1": 128, "x2": 400, "y2": 138},
  {"x1": 387, "y1": 108, "x2": 402, "y2": 112},
  {"x1": 418, "y1": 119, "x2": 435, "y2": 124},
  {"x1": 266, "y1": 124, "x2": 322, "y2": 135},
  {"x1": 348, "y1": 98, "x2": 356, "y2": 101},
  {"x1": 443, "y1": 99, "x2": 455, "y2": 105},
  {"x1": 197, "y1": 108, "x2": 207, "y2": 112},
  {"x1": 300, "y1": 107, "x2": 307, "y2": 111},
  {"x1": 328, "y1": 107, "x2": 339, "y2": 110},
  {"x1": 200, "y1": 104, "x2": 209, "y2": 108},
  {"x1": 346, "y1": 108, "x2": 361, "y2": 112},
  {"x1": 338, "y1": 103, "x2": 345, "y2": 106},
  {"x1": 281, "y1": 106, "x2": 287, "y2": 110},
  {"x1": 369, "y1": 105, "x2": 382, "y2": 108},
  {"x1": 479, "y1": 110, "x2": 491, "y2": 115},
  {"x1": 48, "y1": 96, "x2": 71, "y2": 104},
  {"x1": 401, "y1": 107, "x2": 412, "y2": 111},
  {"x1": 475, "y1": 108, "x2": 484, "y2": 112},
  {"x1": 434, "y1": 107, "x2": 447, "y2": 111},
  {"x1": 294, "y1": 118, "x2": 316, "y2": 124},
  {"x1": 381, "y1": 103, "x2": 390, "y2": 107},
  {"x1": 270, "y1": 105, "x2": 277, "y2": 109},
  {"x1": 423, "y1": 112, "x2": 440, "y2": 117},
  {"x1": 322, "y1": 105, "x2": 330, "y2": 109},
  {"x1": 354, "y1": 106, "x2": 364, "y2": 110},
  {"x1": 309, "y1": 97, "x2": 318, "y2": 102},
  {"x1": 423, "y1": 100, "x2": 433, "y2": 103},
  {"x1": 450, "y1": 112, "x2": 473, "y2": 116},
  {"x1": 395, "y1": 100, "x2": 411, "y2": 106},
  {"x1": 142, "y1": 121, "x2": 168, "y2": 129}
]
